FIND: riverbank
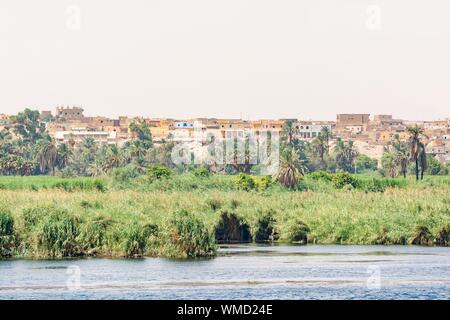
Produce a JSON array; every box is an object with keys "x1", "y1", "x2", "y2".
[{"x1": 1, "y1": 176, "x2": 449, "y2": 259}]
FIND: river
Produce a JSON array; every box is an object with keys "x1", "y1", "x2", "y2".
[{"x1": 1, "y1": 245, "x2": 449, "y2": 299}]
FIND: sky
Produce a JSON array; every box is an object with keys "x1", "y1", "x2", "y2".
[{"x1": 1, "y1": 0, "x2": 450, "y2": 121}]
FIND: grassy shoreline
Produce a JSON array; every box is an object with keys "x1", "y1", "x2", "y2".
[{"x1": 1, "y1": 174, "x2": 449, "y2": 259}]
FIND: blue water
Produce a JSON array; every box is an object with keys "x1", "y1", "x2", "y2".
[{"x1": 1, "y1": 245, "x2": 449, "y2": 300}]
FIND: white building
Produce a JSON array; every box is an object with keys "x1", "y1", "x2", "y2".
[
  {"x1": 294, "y1": 122, "x2": 332, "y2": 139},
  {"x1": 54, "y1": 131, "x2": 117, "y2": 145}
]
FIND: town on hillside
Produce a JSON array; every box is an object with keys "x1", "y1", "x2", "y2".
[{"x1": 1, "y1": 106, "x2": 449, "y2": 165}]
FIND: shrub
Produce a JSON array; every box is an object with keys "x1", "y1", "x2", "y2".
[
  {"x1": 255, "y1": 176, "x2": 273, "y2": 191},
  {"x1": 361, "y1": 178, "x2": 386, "y2": 193},
  {"x1": 112, "y1": 165, "x2": 139, "y2": 185},
  {"x1": 147, "y1": 165, "x2": 172, "y2": 181},
  {"x1": 332, "y1": 172, "x2": 359, "y2": 189},
  {"x1": 286, "y1": 221, "x2": 310, "y2": 244},
  {"x1": 254, "y1": 211, "x2": 278, "y2": 242},
  {"x1": 436, "y1": 223, "x2": 450, "y2": 246},
  {"x1": 36, "y1": 209, "x2": 81, "y2": 258},
  {"x1": 166, "y1": 210, "x2": 216, "y2": 258},
  {"x1": 77, "y1": 215, "x2": 113, "y2": 255},
  {"x1": 93, "y1": 179, "x2": 107, "y2": 192},
  {"x1": 0, "y1": 210, "x2": 15, "y2": 257},
  {"x1": 119, "y1": 222, "x2": 156, "y2": 257},
  {"x1": 307, "y1": 171, "x2": 333, "y2": 182},
  {"x1": 411, "y1": 225, "x2": 434, "y2": 246},
  {"x1": 192, "y1": 166, "x2": 211, "y2": 178},
  {"x1": 234, "y1": 173, "x2": 256, "y2": 191},
  {"x1": 215, "y1": 211, "x2": 251, "y2": 243}
]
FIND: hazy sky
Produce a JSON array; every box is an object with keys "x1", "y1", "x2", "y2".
[{"x1": 1, "y1": 0, "x2": 450, "y2": 120}]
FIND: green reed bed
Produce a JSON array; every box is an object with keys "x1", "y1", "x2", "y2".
[{"x1": 0, "y1": 178, "x2": 449, "y2": 259}]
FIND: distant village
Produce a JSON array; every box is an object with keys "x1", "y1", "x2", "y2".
[{"x1": 1, "y1": 106, "x2": 449, "y2": 165}]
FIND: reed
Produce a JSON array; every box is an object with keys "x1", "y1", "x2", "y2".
[{"x1": 0, "y1": 175, "x2": 448, "y2": 259}]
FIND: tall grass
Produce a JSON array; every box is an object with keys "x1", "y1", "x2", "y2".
[
  {"x1": 0, "y1": 209, "x2": 15, "y2": 257},
  {"x1": 0, "y1": 175, "x2": 449, "y2": 259}
]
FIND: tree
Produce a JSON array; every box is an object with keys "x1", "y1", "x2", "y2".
[
  {"x1": 381, "y1": 152, "x2": 398, "y2": 178},
  {"x1": 36, "y1": 139, "x2": 58, "y2": 175},
  {"x1": 355, "y1": 154, "x2": 378, "y2": 173},
  {"x1": 334, "y1": 139, "x2": 358, "y2": 173},
  {"x1": 407, "y1": 126, "x2": 427, "y2": 180},
  {"x1": 275, "y1": 147, "x2": 306, "y2": 188},
  {"x1": 281, "y1": 120, "x2": 299, "y2": 147},
  {"x1": 310, "y1": 128, "x2": 331, "y2": 168},
  {"x1": 390, "y1": 137, "x2": 409, "y2": 178},
  {"x1": 129, "y1": 120, "x2": 153, "y2": 149},
  {"x1": 12, "y1": 108, "x2": 45, "y2": 143},
  {"x1": 426, "y1": 155, "x2": 448, "y2": 175},
  {"x1": 57, "y1": 143, "x2": 72, "y2": 170}
]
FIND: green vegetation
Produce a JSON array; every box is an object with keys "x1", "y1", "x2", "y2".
[
  {"x1": 0, "y1": 174, "x2": 448, "y2": 260},
  {"x1": 1, "y1": 109, "x2": 449, "y2": 260}
]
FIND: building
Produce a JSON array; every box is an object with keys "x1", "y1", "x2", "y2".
[
  {"x1": 336, "y1": 114, "x2": 370, "y2": 127},
  {"x1": 294, "y1": 121, "x2": 332, "y2": 139},
  {"x1": 54, "y1": 130, "x2": 117, "y2": 145},
  {"x1": 56, "y1": 106, "x2": 84, "y2": 120}
]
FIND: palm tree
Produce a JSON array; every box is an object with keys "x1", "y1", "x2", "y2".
[
  {"x1": 281, "y1": 120, "x2": 299, "y2": 146},
  {"x1": 407, "y1": 126, "x2": 427, "y2": 180},
  {"x1": 319, "y1": 126, "x2": 331, "y2": 154},
  {"x1": 88, "y1": 160, "x2": 105, "y2": 177},
  {"x1": 57, "y1": 143, "x2": 72, "y2": 169},
  {"x1": 102, "y1": 145, "x2": 123, "y2": 173},
  {"x1": 395, "y1": 150, "x2": 409, "y2": 178},
  {"x1": 334, "y1": 139, "x2": 359, "y2": 173},
  {"x1": 311, "y1": 129, "x2": 330, "y2": 165},
  {"x1": 36, "y1": 139, "x2": 58, "y2": 175},
  {"x1": 275, "y1": 147, "x2": 306, "y2": 188}
]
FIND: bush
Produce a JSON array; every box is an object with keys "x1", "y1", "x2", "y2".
[
  {"x1": 166, "y1": 210, "x2": 216, "y2": 258},
  {"x1": 307, "y1": 171, "x2": 333, "y2": 182},
  {"x1": 411, "y1": 225, "x2": 434, "y2": 246},
  {"x1": 0, "y1": 210, "x2": 15, "y2": 257},
  {"x1": 147, "y1": 165, "x2": 172, "y2": 181},
  {"x1": 286, "y1": 221, "x2": 310, "y2": 244},
  {"x1": 234, "y1": 173, "x2": 256, "y2": 191},
  {"x1": 112, "y1": 165, "x2": 139, "y2": 185},
  {"x1": 360, "y1": 178, "x2": 386, "y2": 193},
  {"x1": 118, "y1": 222, "x2": 156, "y2": 257},
  {"x1": 332, "y1": 172, "x2": 359, "y2": 189},
  {"x1": 215, "y1": 211, "x2": 251, "y2": 243},
  {"x1": 192, "y1": 166, "x2": 211, "y2": 178},
  {"x1": 36, "y1": 209, "x2": 81, "y2": 258},
  {"x1": 255, "y1": 176, "x2": 273, "y2": 191},
  {"x1": 254, "y1": 211, "x2": 278, "y2": 242},
  {"x1": 436, "y1": 223, "x2": 450, "y2": 246},
  {"x1": 77, "y1": 215, "x2": 113, "y2": 255}
]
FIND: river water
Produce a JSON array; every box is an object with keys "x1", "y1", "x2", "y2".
[{"x1": 1, "y1": 245, "x2": 449, "y2": 300}]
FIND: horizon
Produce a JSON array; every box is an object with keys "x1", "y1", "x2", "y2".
[{"x1": 4, "y1": 106, "x2": 449, "y2": 122}]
